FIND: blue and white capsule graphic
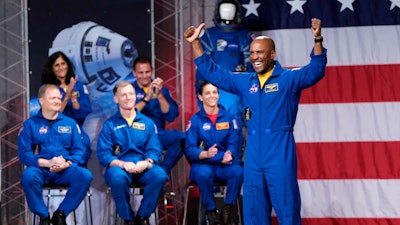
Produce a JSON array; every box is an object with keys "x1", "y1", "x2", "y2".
[{"x1": 49, "y1": 21, "x2": 138, "y2": 93}]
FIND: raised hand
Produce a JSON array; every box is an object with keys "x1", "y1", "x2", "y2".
[
  {"x1": 184, "y1": 23, "x2": 205, "y2": 43},
  {"x1": 66, "y1": 76, "x2": 77, "y2": 98},
  {"x1": 311, "y1": 18, "x2": 322, "y2": 37},
  {"x1": 207, "y1": 144, "x2": 218, "y2": 158}
]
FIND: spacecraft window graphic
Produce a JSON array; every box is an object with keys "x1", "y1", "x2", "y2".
[
  {"x1": 49, "y1": 21, "x2": 138, "y2": 93},
  {"x1": 45, "y1": 21, "x2": 139, "y2": 116}
]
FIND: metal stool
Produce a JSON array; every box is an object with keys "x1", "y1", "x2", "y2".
[
  {"x1": 103, "y1": 183, "x2": 159, "y2": 225},
  {"x1": 182, "y1": 180, "x2": 242, "y2": 225},
  {"x1": 32, "y1": 185, "x2": 93, "y2": 225},
  {"x1": 157, "y1": 182, "x2": 178, "y2": 225},
  {"x1": 103, "y1": 182, "x2": 179, "y2": 225}
]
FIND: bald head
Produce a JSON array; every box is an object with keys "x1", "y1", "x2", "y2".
[
  {"x1": 249, "y1": 36, "x2": 276, "y2": 74},
  {"x1": 253, "y1": 36, "x2": 275, "y2": 50}
]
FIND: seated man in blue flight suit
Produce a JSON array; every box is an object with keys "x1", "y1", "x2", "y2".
[
  {"x1": 185, "y1": 81, "x2": 243, "y2": 225},
  {"x1": 18, "y1": 84, "x2": 93, "y2": 225},
  {"x1": 41, "y1": 51, "x2": 93, "y2": 164},
  {"x1": 97, "y1": 81, "x2": 168, "y2": 225},
  {"x1": 133, "y1": 56, "x2": 184, "y2": 175}
]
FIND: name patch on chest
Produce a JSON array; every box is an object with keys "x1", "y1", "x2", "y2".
[
  {"x1": 216, "y1": 122, "x2": 230, "y2": 130},
  {"x1": 265, "y1": 83, "x2": 278, "y2": 93},
  {"x1": 58, "y1": 126, "x2": 71, "y2": 133},
  {"x1": 132, "y1": 122, "x2": 145, "y2": 130}
]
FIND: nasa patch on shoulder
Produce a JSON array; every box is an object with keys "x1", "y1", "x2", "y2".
[{"x1": 185, "y1": 120, "x2": 191, "y2": 132}]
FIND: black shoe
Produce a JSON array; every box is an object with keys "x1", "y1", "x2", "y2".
[
  {"x1": 124, "y1": 220, "x2": 135, "y2": 225},
  {"x1": 39, "y1": 217, "x2": 50, "y2": 225},
  {"x1": 135, "y1": 216, "x2": 150, "y2": 225},
  {"x1": 222, "y1": 204, "x2": 234, "y2": 225},
  {"x1": 50, "y1": 209, "x2": 67, "y2": 225},
  {"x1": 206, "y1": 209, "x2": 221, "y2": 225}
]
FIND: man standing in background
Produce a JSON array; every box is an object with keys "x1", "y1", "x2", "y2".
[{"x1": 133, "y1": 57, "x2": 184, "y2": 175}]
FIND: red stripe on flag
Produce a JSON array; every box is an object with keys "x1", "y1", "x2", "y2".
[
  {"x1": 300, "y1": 218, "x2": 400, "y2": 225},
  {"x1": 297, "y1": 142, "x2": 400, "y2": 179},
  {"x1": 300, "y1": 64, "x2": 400, "y2": 104},
  {"x1": 271, "y1": 218, "x2": 400, "y2": 225}
]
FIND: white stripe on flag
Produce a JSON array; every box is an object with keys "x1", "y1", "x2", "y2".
[
  {"x1": 260, "y1": 25, "x2": 400, "y2": 66},
  {"x1": 294, "y1": 102, "x2": 400, "y2": 142},
  {"x1": 299, "y1": 179, "x2": 400, "y2": 218}
]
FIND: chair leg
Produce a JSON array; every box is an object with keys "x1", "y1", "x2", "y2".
[
  {"x1": 236, "y1": 197, "x2": 242, "y2": 225},
  {"x1": 85, "y1": 191, "x2": 93, "y2": 225},
  {"x1": 198, "y1": 193, "x2": 202, "y2": 225},
  {"x1": 102, "y1": 188, "x2": 112, "y2": 225},
  {"x1": 33, "y1": 213, "x2": 37, "y2": 225},
  {"x1": 182, "y1": 184, "x2": 204, "y2": 225},
  {"x1": 182, "y1": 185, "x2": 192, "y2": 225},
  {"x1": 72, "y1": 210, "x2": 77, "y2": 225},
  {"x1": 170, "y1": 191, "x2": 178, "y2": 225},
  {"x1": 160, "y1": 190, "x2": 178, "y2": 225}
]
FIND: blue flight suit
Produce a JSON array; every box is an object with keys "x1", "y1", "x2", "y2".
[
  {"x1": 97, "y1": 109, "x2": 168, "y2": 220},
  {"x1": 194, "y1": 49, "x2": 327, "y2": 225},
  {"x1": 18, "y1": 110, "x2": 93, "y2": 219},
  {"x1": 197, "y1": 26, "x2": 254, "y2": 151},
  {"x1": 185, "y1": 106, "x2": 243, "y2": 210},
  {"x1": 132, "y1": 80, "x2": 184, "y2": 174},
  {"x1": 59, "y1": 81, "x2": 92, "y2": 163}
]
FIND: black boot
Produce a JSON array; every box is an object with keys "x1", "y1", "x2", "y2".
[
  {"x1": 135, "y1": 216, "x2": 150, "y2": 225},
  {"x1": 50, "y1": 209, "x2": 67, "y2": 225},
  {"x1": 222, "y1": 204, "x2": 234, "y2": 225},
  {"x1": 124, "y1": 220, "x2": 135, "y2": 225},
  {"x1": 39, "y1": 216, "x2": 50, "y2": 225},
  {"x1": 206, "y1": 209, "x2": 221, "y2": 225}
]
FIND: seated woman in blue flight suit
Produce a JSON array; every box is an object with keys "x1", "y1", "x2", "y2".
[
  {"x1": 185, "y1": 81, "x2": 243, "y2": 225},
  {"x1": 41, "y1": 51, "x2": 92, "y2": 164}
]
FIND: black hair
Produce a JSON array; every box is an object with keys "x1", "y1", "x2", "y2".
[
  {"x1": 198, "y1": 81, "x2": 219, "y2": 95},
  {"x1": 41, "y1": 51, "x2": 76, "y2": 85},
  {"x1": 133, "y1": 56, "x2": 152, "y2": 70}
]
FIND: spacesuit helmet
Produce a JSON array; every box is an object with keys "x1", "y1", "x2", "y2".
[{"x1": 213, "y1": 0, "x2": 242, "y2": 30}]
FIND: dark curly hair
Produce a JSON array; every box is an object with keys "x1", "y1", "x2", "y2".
[{"x1": 41, "y1": 51, "x2": 75, "y2": 85}]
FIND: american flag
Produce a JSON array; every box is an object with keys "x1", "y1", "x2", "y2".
[{"x1": 238, "y1": 0, "x2": 400, "y2": 224}]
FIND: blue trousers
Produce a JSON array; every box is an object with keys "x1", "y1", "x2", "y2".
[
  {"x1": 104, "y1": 165, "x2": 168, "y2": 220},
  {"x1": 21, "y1": 165, "x2": 93, "y2": 219},
  {"x1": 81, "y1": 131, "x2": 92, "y2": 166},
  {"x1": 242, "y1": 168, "x2": 301, "y2": 225},
  {"x1": 157, "y1": 129, "x2": 184, "y2": 174},
  {"x1": 190, "y1": 163, "x2": 243, "y2": 210}
]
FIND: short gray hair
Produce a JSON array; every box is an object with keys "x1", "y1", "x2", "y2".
[{"x1": 113, "y1": 81, "x2": 134, "y2": 96}]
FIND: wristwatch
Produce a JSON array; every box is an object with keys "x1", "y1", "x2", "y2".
[{"x1": 146, "y1": 158, "x2": 153, "y2": 169}]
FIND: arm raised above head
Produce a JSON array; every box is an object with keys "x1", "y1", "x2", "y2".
[
  {"x1": 184, "y1": 23, "x2": 206, "y2": 58},
  {"x1": 311, "y1": 18, "x2": 324, "y2": 55}
]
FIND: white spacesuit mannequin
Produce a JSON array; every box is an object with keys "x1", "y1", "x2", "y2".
[{"x1": 197, "y1": 0, "x2": 254, "y2": 152}]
